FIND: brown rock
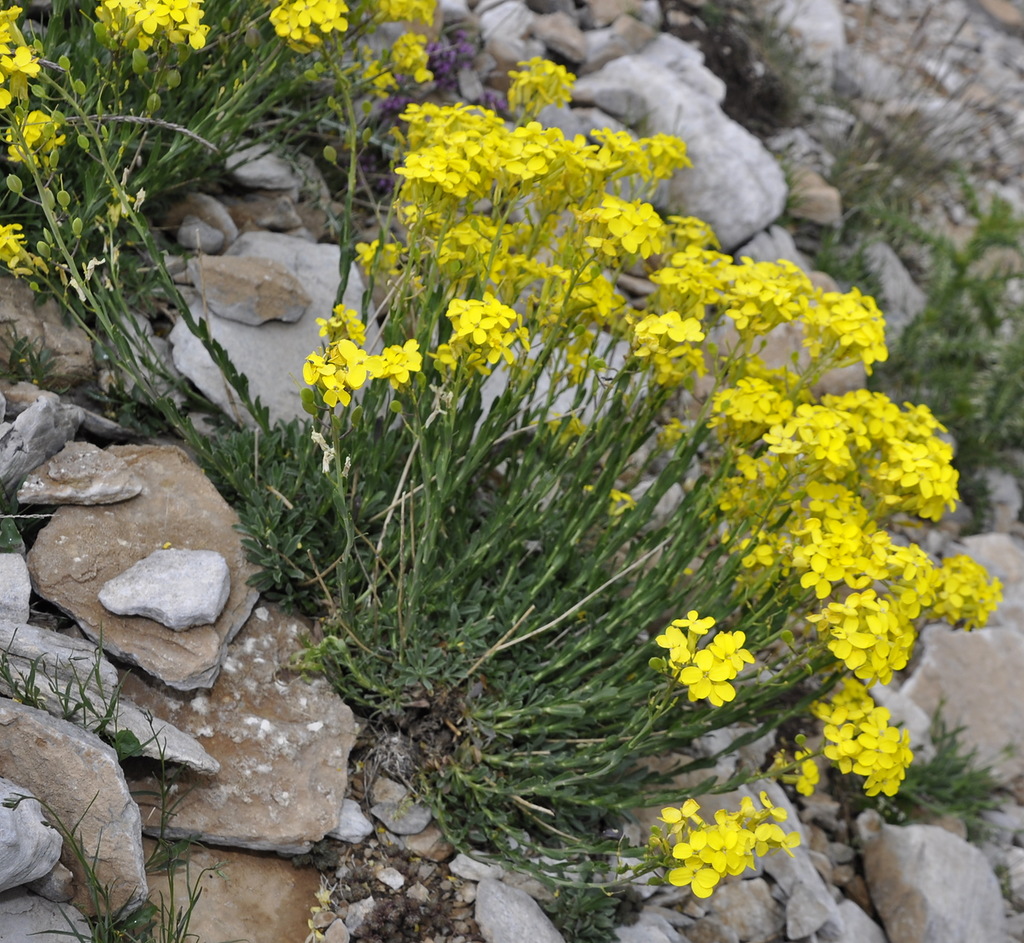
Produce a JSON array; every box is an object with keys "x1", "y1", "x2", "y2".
[
  {"x1": 123, "y1": 604, "x2": 356, "y2": 854},
  {"x1": 0, "y1": 701, "x2": 147, "y2": 916},
  {"x1": 223, "y1": 192, "x2": 304, "y2": 232},
  {"x1": 26, "y1": 444, "x2": 259, "y2": 690},
  {"x1": 975, "y1": 0, "x2": 1023, "y2": 29},
  {"x1": 790, "y1": 168, "x2": 843, "y2": 226},
  {"x1": 187, "y1": 254, "x2": 311, "y2": 325},
  {"x1": 0, "y1": 278, "x2": 94, "y2": 387},
  {"x1": 403, "y1": 824, "x2": 455, "y2": 862},
  {"x1": 17, "y1": 441, "x2": 143, "y2": 505},
  {"x1": 532, "y1": 12, "x2": 587, "y2": 62},
  {"x1": 584, "y1": 0, "x2": 640, "y2": 27},
  {"x1": 145, "y1": 843, "x2": 322, "y2": 943}
]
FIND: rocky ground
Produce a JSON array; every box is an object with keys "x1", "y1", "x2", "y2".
[{"x1": 3, "y1": 0, "x2": 1024, "y2": 941}]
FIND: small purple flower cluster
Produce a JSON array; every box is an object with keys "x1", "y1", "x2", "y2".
[{"x1": 425, "y1": 29, "x2": 476, "y2": 93}]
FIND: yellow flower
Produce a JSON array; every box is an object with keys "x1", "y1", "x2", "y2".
[
  {"x1": 269, "y1": 0, "x2": 348, "y2": 52},
  {"x1": 508, "y1": 57, "x2": 575, "y2": 117},
  {"x1": 6, "y1": 110, "x2": 65, "y2": 165}
]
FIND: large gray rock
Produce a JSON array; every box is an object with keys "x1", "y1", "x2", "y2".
[
  {"x1": 17, "y1": 441, "x2": 143, "y2": 506},
  {"x1": 0, "y1": 394, "x2": 82, "y2": 496},
  {"x1": 902, "y1": 623, "x2": 1024, "y2": 783},
  {"x1": 834, "y1": 900, "x2": 888, "y2": 943},
  {"x1": 27, "y1": 444, "x2": 259, "y2": 690},
  {"x1": 572, "y1": 56, "x2": 787, "y2": 249},
  {"x1": 0, "y1": 620, "x2": 219, "y2": 773},
  {"x1": 475, "y1": 879, "x2": 566, "y2": 943},
  {"x1": 225, "y1": 144, "x2": 305, "y2": 194},
  {"x1": 186, "y1": 254, "x2": 311, "y2": 325},
  {"x1": 863, "y1": 821, "x2": 1007, "y2": 943},
  {"x1": 0, "y1": 701, "x2": 147, "y2": 916},
  {"x1": 862, "y1": 242, "x2": 927, "y2": 343},
  {"x1": 0, "y1": 887, "x2": 89, "y2": 942},
  {"x1": 123, "y1": 605, "x2": 357, "y2": 855},
  {"x1": 170, "y1": 232, "x2": 365, "y2": 425},
  {"x1": 707, "y1": 877, "x2": 784, "y2": 940},
  {"x1": 0, "y1": 778, "x2": 62, "y2": 893},
  {"x1": 0, "y1": 555, "x2": 30, "y2": 623},
  {"x1": 99, "y1": 548, "x2": 231, "y2": 630}
]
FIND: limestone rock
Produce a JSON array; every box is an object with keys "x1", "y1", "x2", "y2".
[
  {"x1": 27, "y1": 444, "x2": 259, "y2": 690},
  {"x1": 638, "y1": 33, "x2": 727, "y2": 105},
  {"x1": 226, "y1": 144, "x2": 304, "y2": 194},
  {"x1": 187, "y1": 254, "x2": 311, "y2": 325},
  {"x1": 862, "y1": 242, "x2": 926, "y2": 343},
  {"x1": 0, "y1": 394, "x2": 83, "y2": 496},
  {"x1": 581, "y1": 15, "x2": 657, "y2": 73},
  {"x1": 329, "y1": 799, "x2": 374, "y2": 843},
  {"x1": 707, "y1": 877, "x2": 784, "y2": 940},
  {"x1": 146, "y1": 843, "x2": 322, "y2": 943},
  {"x1": 177, "y1": 214, "x2": 225, "y2": 254},
  {"x1": 0, "y1": 620, "x2": 219, "y2": 773},
  {"x1": 0, "y1": 701, "x2": 147, "y2": 916},
  {"x1": 0, "y1": 555, "x2": 30, "y2": 623},
  {"x1": 99, "y1": 548, "x2": 230, "y2": 630},
  {"x1": 480, "y1": 1, "x2": 536, "y2": 43},
  {"x1": 0, "y1": 277, "x2": 94, "y2": 387},
  {"x1": 122, "y1": 605, "x2": 356, "y2": 854},
  {"x1": 369, "y1": 799, "x2": 433, "y2": 835},
  {"x1": 960, "y1": 532, "x2": 1024, "y2": 631},
  {"x1": 163, "y1": 192, "x2": 239, "y2": 251},
  {"x1": 834, "y1": 899, "x2": 888, "y2": 943},
  {"x1": 863, "y1": 821, "x2": 1007, "y2": 943},
  {"x1": 170, "y1": 232, "x2": 365, "y2": 425},
  {"x1": 475, "y1": 879, "x2": 566, "y2": 943},
  {"x1": 572, "y1": 56, "x2": 787, "y2": 249},
  {"x1": 0, "y1": 887, "x2": 89, "y2": 941},
  {"x1": 0, "y1": 778, "x2": 62, "y2": 893},
  {"x1": 17, "y1": 441, "x2": 143, "y2": 506},
  {"x1": 902, "y1": 623, "x2": 1024, "y2": 783}
]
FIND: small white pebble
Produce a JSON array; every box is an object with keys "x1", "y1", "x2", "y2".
[
  {"x1": 255, "y1": 606, "x2": 269, "y2": 621},
  {"x1": 375, "y1": 867, "x2": 405, "y2": 890},
  {"x1": 306, "y1": 721, "x2": 324, "y2": 732}
]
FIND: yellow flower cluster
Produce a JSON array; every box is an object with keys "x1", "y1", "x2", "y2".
[
  {"x1": 649, "y1": 792, "x2": 800, "y2": 898},
  {"x1": 432, "y1": 294, "x2": 530, "y2": 376},
  {"x1": 0, "y1": 8, "x2": 39, "y2": 108},
  {"x1": 807, "y1": 588, "x2": 913, "y2": 686},
  {"x1": 6, "y1": 109, "x2": 65, "y2": 166},
  {"x1": 508, "y1": 57, "x2": 575, "y2": 117},
  {"x1": 772, "y1": 749, "x2": 820, "y2": 797},
  {"x1": 375, "y1": 0, "x2": 435, "y2": 24},
  {"x1": 95, "y1": 0, "x2": 209, "y2": 50},
  {"x1": 813, "y1": 679, "x2": 913, "y2": 797},
  {"x1": 316, "y1": 304, "x2": 367, "y2": 346},
  {"x1": 651, "y1": 612, "x2": 754, "y2": 707},
  {"x1": 269, "y1": 0, "x2": 348, "y2": 52},
  {"x1": 929, "y1": 554, "x2": 1003, "y2": 629},
  {"x1": 579, "y1": 193, "x2": 665, "y2": 261},
  {"x1": 303, "y1": 337, "x2": 422, "y2": 408},
  {"x1": 0, "y1": 223, "x2": 35, "y2": 276},
  {"x1": 631, "y1": 311, "x2": 706, "y2": 387}
]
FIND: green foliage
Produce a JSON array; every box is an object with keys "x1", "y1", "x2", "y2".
[
  {"x1": 871, "y1": 190, "x2": 1024, "y2": 482},
  {"x1": 0, "y1": 325, "x2": 61, "y2": 389}
]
